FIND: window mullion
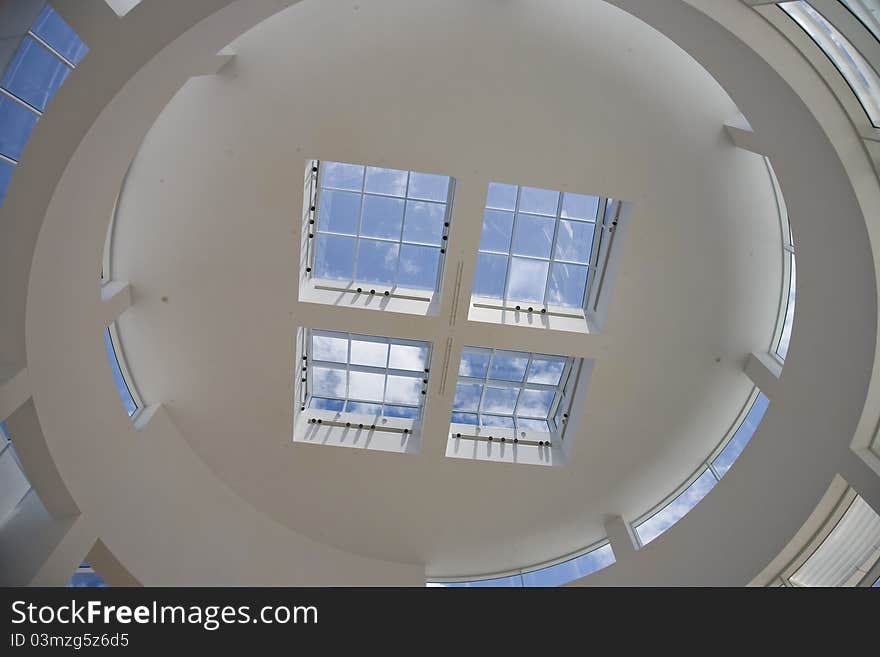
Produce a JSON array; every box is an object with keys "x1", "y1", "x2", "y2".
[
  {"x1": 351, "y1": 168, "x2": 367, "y2": 285},
  {"x1": 541, "y1": 193, "x2": 565, "y2": 308},
  {"x1": 503, "y1": 186, "x2": 523, "y2": 304},
  {"x1": 583, "y1": 197, "x2": 607, "y2": 309},
  {"x1": 0, "y1": 86, "x2": 42, "y2": 116},
  {"x1": 26, "y1": 29, "x2": 76, "y2": 69}
]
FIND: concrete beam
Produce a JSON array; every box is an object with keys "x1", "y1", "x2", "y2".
[
  {"x1": 99, "y1": 280, "x2": 132, "y2": 327},
  {"x1": 743, "y1": 351, "x2": 782, "y2": 400},
  {"x1": 604, "y1": 515, "x2": 638, "y2": 561},
  {"x1": 0, "y1": 365, "x2": 30, "y2": 422},
  {"x1": 841, "y1": 451, "x2": 880, "y2": 519},
  {"x1": 725, "y1": 122, "x2": 765, "y2": 155},
  {"x1": 87, "y1": 538, "x2": 142, "y2": 586},
  {"x1": 6, "y1": 399, "x2": 79, "y2": 518},
  {"x1": 0, "y1": 490, "x2": 79, "y2": 586},
  {"x1": 133, "y1": 403, "x2": 162, "y2": 433},
  {"x1": 30, "y1": 513, "x2": 97, "y2": 586},
  {"x1": 188, "y1": 46, "x2": 236, "y2": 77}
]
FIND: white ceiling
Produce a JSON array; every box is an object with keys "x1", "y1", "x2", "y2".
[{"x1": 110, "y1": 0, "x2": 781, "y2": 577}]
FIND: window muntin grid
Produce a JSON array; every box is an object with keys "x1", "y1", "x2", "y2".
[
  {"x1": 452, "y1": 347, "x2": 572, "y2": 432},
  {"x1": 781, "y1": 1, "x2": 880, "y2": 127},
  {"x1": 310, "y1": 161, "x2": 453, "y2": 293},
  {"x1": 473, "y1": 182, "x2": 605, "y2": 311},
  {"x1": 306, "y1": 330, "x2": 430, "y2": 419}
]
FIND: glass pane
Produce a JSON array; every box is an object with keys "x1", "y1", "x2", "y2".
[
  {"x1": 355, "y1": 239, "x2": 398, "y2": 285},
  {"x1": 398, "y1": 244, "x2": 440, "y2": 290},
  {"x1": 451, "y1": 412, "x2": 479, "y2": 425},
  {"x1": 528, "y1": 358, "x2": 566, "y2": 385},
  {"x1": 69, "y1": 567, "x2": 108, "y2": 588},
  {"x1": 360, "y1": 195, "x2": 404, "y2": 239},
  {"x1": 30, "y1": 6, "x2": 88, "y2": 65},
  {"x1": 482, "y1": 386, "x2": 519, "y2": 414},
  {"x1": 311, "y1": 333, "x2": 348, "y2": 363},
  {"x1": 473, "y1": 253, "x2": 507, "y2": 299},
  {"x1": 2, "y1": 36, "x2": 71, "y2": 111},
  {"x1": 318, "y1": 189, "x2": 360, "y2": 235},
  {"x1": 512, "y1": 214, "x2": 554, "y2": 258},
  {"x1": 407, "y1": 172, "x2": 449, "y2": 202},
  {"x1": 453, "y1": 383, "x2": 483, "y2": 411},
  {"x1": 489, "y1": 351, "x2": 529, "y2": 382},
  {"x1": 782, "y1": 1, "x2": 880, "y2": 127},
  {"x1": 712, "y1": 393, "x2": 769, "y2": 477},
  {"x1": 0, "y1": 159, "x2": 14, "y2": 206},
  {"x1": 313, "y1": 234, "x2": 356, "y2": 281},
  {"x1": 516, "y1": 389, "x2": 555, "y2": 418},
  {"x1": 364, "y1": 166, "x2": 407, "y2": 196},
  {"x1": 309, "y1": 397, "x2": 345, "y2": 411},
  {"x1": 548, "y1": 262, "x2": 588, "y2": 308},
  {"x1": 479, "y1": 210, "x2": 514, "y2": 252},
  {"x1": 635, "y1": 469, "x2": 717, "y2": 546},
  {"x1": 459, "y1": 348, "x2": 491, "y2": 378},
  {"x1": 486, "y1": 182, "x2": 518, "y2": 210},
  {"x1": 519, "y1": 186, "x2": 559, "y2": 215},
  {"x1": 438, "y1": 575, "x2": 523, "y2": 587},
  {"x1": 402, "y1": 200, "x2": 445, "y2": 245},
  {"x1": 349, "y1": 338, "x2": 388, "y2": 368},
  {"x1": 561, "y1": 192, "x2": 600, "y2": 221},
  {"x1": 384, "y1": 405, "x2": 420, "y2": 419},
  {"x1": 507, "y1": 258, "x2": 549, "y2": 304},
  {"x1": 840, "y1": 0, "x2": 880, "y2": 43},
  {"x1": 479, "y1": 415, "x2": 514, "y2": 428},
  {"x1": 516, "y1": 417, "x2": 550, "y2": 433},
  {"x1": 103, "y1": 328, "x2": 137, "y2": 417},
  {"x1": 322, "y1": 161, "x2": 363, "y2": 191},
  {"x1": 345, "y1": 401, "x2": 382, "y2": 415},
  {"x1": 385, "y1": 375, "x2": 422, "y2": 404},
  {"x1": 348, "y1": 371, "x2": 385, "y2": 402},
  {"x1": 790, "y1": 496, "x2": 880, "y2": 587},
  {"x1": 0, "y1": 94, "x2": 39, "y2": 161},
  {"x1": 554, "y1": 220, "x2": 594, "y2": 264},
  {"x1": 777, "y1": 255, "x2": 796, "y2": 360},
  {"x1": 521, "y1": 544, "x2": 615, "y2": 587},
  {"x1": 312, "y1": 367, "x2": 346, "y2": 398},
  {"x1": 388, "y1": 343, "x2": 428, "y2": 371}
]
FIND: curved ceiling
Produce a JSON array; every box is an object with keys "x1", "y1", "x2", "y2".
[{"x1": 110, "y1": 0, "x2": 780, "y2": 576}]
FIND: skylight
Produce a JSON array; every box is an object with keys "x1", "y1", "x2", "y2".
[
  {"x1": 781, "y1": 1, "x2": 880, "y2": 127},
  {"x1": 103, "y1": 326, "x2": 138, "y2": 418},
  {"x1": 451, "y1": 347, "x2": 575, "y2": 436},
  {"x1": 472, "y1": 182, "x2": 605, "y2": 311},
  {"x1": 305, "y1": 330, "x2": 431, "y2": 420},
  {"x1": 790, "y1": 495, "x2": 880, "y2": 587},
  {"x1": 0, "y1": 4, "x2": 87, "y2": 207},
  {"x1": 633, "y1": 392, "x2": 770, "y2": 546},
  {"x1": 308, "y1": 161, "x2": 453, "y2": 294}
]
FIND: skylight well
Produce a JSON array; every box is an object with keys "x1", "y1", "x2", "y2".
[
  {"x1": 295, "y1": 329, "x2": 432, "y2": 454},
  {"x1": 303, "y1": 330, "x2": 431, "y2": 421},
  {"x1": 305, "y1": 160, "x2": 454, "y2": 298},
  {"x1": 472, "y1": 182, "x2": 609, "y2": 313},
  {"x1": 447, "y1": 347, "x2": 583, "y2": 466}
]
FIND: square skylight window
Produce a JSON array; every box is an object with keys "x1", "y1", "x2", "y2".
[
  {"x1": 473, "y1": 182, "x2": 606, "y2": 311},
  {"x1": 451, "y1": 347, "x2": 575, "y2": 435},
  {"x1": 304, "y1": 330, "x2": 431, "y2": 420},
  {"x1": 308, "y1": 161, "x2": 454, "y2": 294}
]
